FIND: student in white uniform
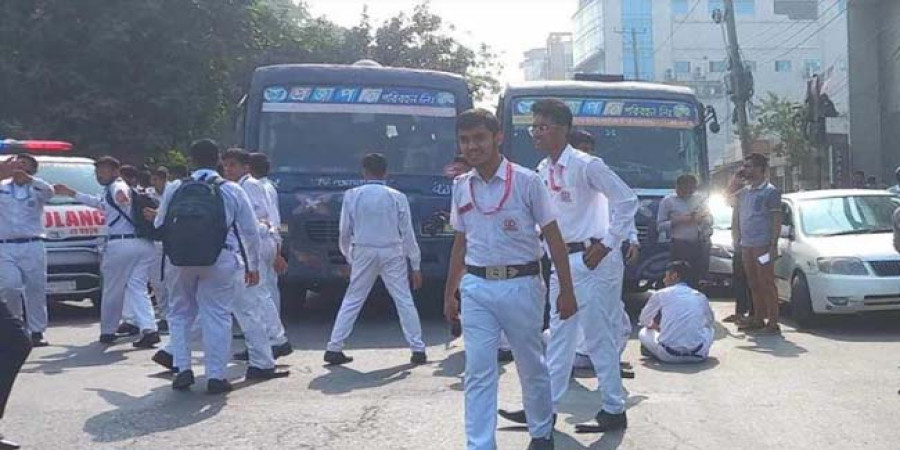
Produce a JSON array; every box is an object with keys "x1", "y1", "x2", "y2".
[
  {"x1": 638, "y1": 261, "x2": 715, "y2": 364},
  {"x1": 443, "y1": 109, "x2": 577, "y2": 450},
  {"x1": 55, "y1": 157, "x2": 160, "y2": 348},
  {"x1": 324, "y1": 153, "x2": 427, "y2": 365},
  {"x1": 147, "y1": 166, "x2": 172, "y2": 332},
  {"x1": 152, "y1": 139, "x2": 269, "y2": 393},
  {"x1": 221, "y1": 148, "x2": 291, "y2": 375},
  {"x1": 0, "y1": 154, "x2": 54, "y2": 347}
]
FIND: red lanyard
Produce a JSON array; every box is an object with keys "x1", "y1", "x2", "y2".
[
  {"x1": 469, "y1": 161, "x2": 513, "y2": 216},
  {"x1": 549, "y1": 164, "x2": 564, "y2": 192}
]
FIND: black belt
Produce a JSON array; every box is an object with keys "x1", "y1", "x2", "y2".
[
  {"x1": 107, "y1": 234, "x2": 137, "y2": 241},
  {"x1": 0, "y1": 237, "x2": 42, "y2": 244},
  {"x1": 566, "y1": 238, "x2": 601, "y2": 254},
  {"x1": 466, "y1": 261, "x2": 540, "y2": 280},
  {"x1": 661, "y1": 342, "x2": 704, "y2": 358}
]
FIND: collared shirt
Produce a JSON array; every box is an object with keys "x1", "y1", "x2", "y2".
[
  {"x1": 735, "y1": 181, "x2": 781, "y2": 248},
  {"x1": 258, "y1": 177, "x2": 282, "y2": 245},
  {"x1": 339, "y1": 181, "x2": 421, "y2": 270},
  {"x1": 536, "y1": 145, "x2": 638, "y2": 249},
  {"x1": 238, "y1": 174, "x2": 276, "y2": 241},
  {"x1": 75, "y1": 177, "x2": 136, "y2": 236},
  {"x1": 0, "y1": 177, "x2": 54, "y2": 240},
  {"x1": 657, "y1": 193, "x2": 714, "y2": 242},
  {"x1": 639, "y1": 283, "x2": 715, "y2": 353},
  {"x1": 450, "y1": 157, "x2": 557, "y2": 267},
  {"x1": 154, "y1": 169, "x2": 260, "y2": 272}
]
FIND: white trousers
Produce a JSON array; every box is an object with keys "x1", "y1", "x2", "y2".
[
  {"x1": 100, "y1": 239, "x2": 156, "y2": 335},
  {"x1": 575, "y1": 301, "x2": 630, "y2": 360},
  {"x1": 460, "y1": 273, "x2": 553, "y2": 450},
  {"x1": 639, "y1": 327, "x2": 712, "y2": 364},
  {"x1": 547, "y1": 250, "x2": 626, "y2": 414},
  {"x1": 0, "y1": 241, "x2": 47, "y2": 333},
  {"x1": 326, "y1": 246, "x2": 424, "y2": 352},
  {"x1": 265, "y1": 239, "x2": 282, "y2": 312},
  {"x1": 148, "y1": 242, "x2": 170, "y2": 320},
  {"x1": 258, "y1": 237, "x2": 287, "y2": 346},
  {"x1": 168, "y1": 251, "x2": 240, "y2": 379}
]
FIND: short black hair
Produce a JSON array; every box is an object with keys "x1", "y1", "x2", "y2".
[
  {"x1": 152, "y1": 166, "x2": 169, "y2": 179},
  {"x1": 119, "y1": 164, "x2": 138, "y2": 180},
  {"x1": 188, "y1": 139, "x2": 220, "y2": 168},
  {"x1": 169, "y1": 164, "x2": 188, "y2": 179},
  {"x1": 745, "y1": 152, "x2": 769, "y2": 169},
  {"x1": 221, "y1": 148, "x2": 250, "y2": 165},
  {"x1": 14, "y1": 153, "x2": 38, "y2": 174},
  {"x1": 666, "y1": 260, "x2": 693, "y2": 282},
  {"x1": 248, "y1": 153, "x2": 270, "y2": 177},
  {"x1": 94, "y1": 156, "x2": 121, "y2": 170},
  {"x1": 676, "y1": 174, "x2": 698, "y2": 187},
  {"x1": 137, "y1": 170, "x2": 152, "y2": 187},
  {"x1": 568, "y1": 130, "x2": 595, "y2": 151},
  {"x1": 532, "y1": 98, "x2": 573, "y2": 129},
  {"x1": 362, "y1": 153, "x2": 388, "y2": 176},
  {"x1": 457, "y1": 108, "x2": 501, "y2": 135}
]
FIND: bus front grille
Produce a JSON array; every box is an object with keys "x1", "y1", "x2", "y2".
[{"x1": 305, "y1": 220, "x2": 340, "y2": 242}]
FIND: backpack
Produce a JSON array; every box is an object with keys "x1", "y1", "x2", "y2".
[{"x1": 105, "y1": 186, "x2": 160, "y2": 240}]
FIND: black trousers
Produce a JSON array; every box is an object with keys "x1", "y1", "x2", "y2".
[
  {"x1": 0, "y1": 301, "x2": 32, "y2": 419},
  {"x1": 670, "y1": 239, "x2": 709, "y2": 289},
  {"x1": 732, "y1": 247, "x2": 754, "y2": 316}
]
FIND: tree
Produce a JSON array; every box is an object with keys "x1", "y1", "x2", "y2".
[{"x1": 749, "y1": 93, "x2": 815, "y2": 166}]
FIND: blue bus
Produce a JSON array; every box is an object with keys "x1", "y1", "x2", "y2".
[
  {"x1": 239, "y1": 62, "x2": 473, "y2": 304},
  {"x1": 498, "y1": 80, "x2": 719, "y2": 291}
]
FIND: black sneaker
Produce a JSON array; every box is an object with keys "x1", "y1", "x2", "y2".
[
  {"x1": 133, "y1": 331, "x2": 161, "y2": 349},
  {"x1": 0, "y1": 433, "x2": 21, "y2": 450},
  {"x1": 116, "y1": 322, "x2": 140, "y2": 336},
  {"x1": 99, "y1": 334, "x2": 118, "y2": 345},
  {"x1": 233, "y1": 349, "x2": 250, "y2": 361},
  {"x1": 498, "y1": 409, "x2": 527, "y2": 424},
  {"x1": 575, "y1": 410, "x2": 627, "y2": 433},
  {"x1": 411, "y1": 351, "x2": 427, "y2": 365},
  {"x1": 527, "y1": 436, "x2": 554, "y2": 450},
  {"x1": 272, "y1": 342, "x2": 294, "y2": 359},
  {"x1": 31, "y1": 332, "x2": 49, "y2": 347},
  {"x1": 620, "y1": 369, "x2": 635, "y2": 379},
  {"x1": 207, "y1": 378, "x2": 233, "y2": 394},
  {"x1": 157, "y1": 319, "x2": 169, "y2": 334},
  {"x1": 245, "y1": 366, "x2": 291, "y2": 380},
  {"x1": 172, "y1": 370, "x2": 195, "y2": 390},
  {"x1": 497, "y1": 349, "x2": 514, "y2": 363},
  {"x1": 151, "y1": 349, "x2": 175, "y2": 371},
  {"x1": 324, "y1": 351, "x2": 353, "y2": 365}
]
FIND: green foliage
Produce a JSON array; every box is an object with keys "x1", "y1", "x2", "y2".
[{"x1": 750, "y1": 93, "x2": 815, "y2": 166}]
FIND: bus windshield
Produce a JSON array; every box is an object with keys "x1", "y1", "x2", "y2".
[
  {"x1": 505, "y1": 96, "x2": 705, "y2": 189},
  {"x1": 257, "y1": 85, "x2": 459, "y2": 175}
]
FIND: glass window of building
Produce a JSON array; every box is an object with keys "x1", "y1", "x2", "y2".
[
  {"x1": 804, "y1": 59, "x2": 821, "y2": 77},
  {"x1": 674, "y1": 61, "x2": 692, "y2": 74},
  {"x1": 709, "y1": 60, "x2": 727, "y2": 73},
  {"x1": 709, "y1": 0, "x2": 755, "y2": 16},
  {"x1": 672, "y1": 0, "x2": 689, "y2": 15},
  {"x1": 621, "y1": 0, "x2": 655, "y2": 81},
  {"x1": 775, "y1": 60, "x2": 793, "y2": 72}
]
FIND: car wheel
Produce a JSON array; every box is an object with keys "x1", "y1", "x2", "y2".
[{"x1": 790, "y1": 273, "x2": 816, "y2": 328}]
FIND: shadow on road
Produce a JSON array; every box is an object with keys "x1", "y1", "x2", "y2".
[
  {"x1": 82, "y1": 386, "x2": 226, "y2": 443},
  {"x1": 639, "y1": 356, "x2": 720, "y2": 373},
  {"x1": 307, "y1": 362, "x2": 417, "y2": 394},
  {"x1": 21, "y1": 343, "x2": 149, "y2": 375},
  {"x1": 553, "y1": 429, "x2": 626, "y2": 450},
  {"x1": 735, "y1": 334, "x2": 808, "y2": 358}
]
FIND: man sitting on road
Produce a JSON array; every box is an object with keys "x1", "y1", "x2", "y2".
[{"x1": 638, "y1": 261, "x2": 715, "y2": 364}]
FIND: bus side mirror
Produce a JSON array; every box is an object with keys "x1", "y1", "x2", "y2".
[{"x1": 704, "y1": 105, "x2": 720, "y2": 134}]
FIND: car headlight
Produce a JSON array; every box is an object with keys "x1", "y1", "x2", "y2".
[
  {"x1": 816, "y1": 257, "x2": 868, "y2": 276},
  {"x1": 709, "y1": 244, "x2": 733, "y2": 259}
]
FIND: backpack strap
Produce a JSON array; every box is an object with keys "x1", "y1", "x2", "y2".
[
  {"x1": 105, "y1": 186, "x2": 136, "y2": 228},
  {"x1": 207, "y1": 175, "x2": 250, "y2": 272}
]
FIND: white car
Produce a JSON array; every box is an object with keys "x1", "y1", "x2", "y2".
[
  {"x1": 776, "y1": 190, "x2": 900, "y2": 326},
  {"x1": 707, "y1": 194, "x2": 734, "y2": 287}
]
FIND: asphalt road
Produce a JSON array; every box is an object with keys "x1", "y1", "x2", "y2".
[{"x1": 5, "y1": 293, "x2": 900, "y2": 449}]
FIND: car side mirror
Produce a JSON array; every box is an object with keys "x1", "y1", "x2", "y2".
[{"x1": 780, "y1": 225, "x2": 794, "y2": 240}]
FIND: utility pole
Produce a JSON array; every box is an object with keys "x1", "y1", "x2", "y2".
[
  {"x1": 614, "y1": 28, "x2": 647, "y2": 80},
  {"x1": 718, "y1": 0, "x2": 754, "y2": 158}
]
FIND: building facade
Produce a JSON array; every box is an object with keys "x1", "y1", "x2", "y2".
[{"x1": 519, "y1": 33, "x2": 574, "y2": 81}]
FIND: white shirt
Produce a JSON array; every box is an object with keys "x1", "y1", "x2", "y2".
[
  {"x1": 154, "y1": 169, "x2": 261, "y2": 272},
  {"x1": 0, "y1": 177, "x2": 54, "y2": 240},
  {"x1": 639, "y1": 283, "x2": 715, "y2": 352},
  {"x1": 339, "y1": 181, "x2": 421, "y2": 270},
  {"x1": 238, "y1": 174, "x2": 275, "y2": 240},
  {"x1": 75, "y1": 178, "x2": 136, "y2": 236},
  {"x1": 450, "y1": 157, "x2": 557, "y2": 267},
  {"x1": 259, "y1": 177, "x2": 282, "y2": 245},
  {"x1": 537, "y1": 145, "x2": 638, "y2": 249}
]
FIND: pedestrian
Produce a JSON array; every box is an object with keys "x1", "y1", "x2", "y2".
[
  {"x1": 888, "y1": 167, "x2": 900, "y2": 195},
  {"x1": 852, "y1": 170, "x2": 866, "y2": 189},
  {"x1": 54, "y1": 157, "x2": 160, "y2": 347},
  {"x1": 498, "y1": 99, "x2": 636, "y2": 434},
  {"x1": 728, "y1": 153, "x2": 783, "y2": 334},
  {"x1": 0, "y1": 299, "x2": 32, "y2": 450},
  {"x1": 638, "y1": 261, "x2": 715, "y2": 363},
  {"x1": 115, "y1": 164, "x2": 147, "y2": 336},
  {"x1": 657, "y1": 174, "x2": 713, "y2": 289},
  {"x1": 151, "y1": 139, "x2": 265, "y2": 393},
  {"x1": 221, "y1": 148, "x2": 292, "y2": 371},
  {"x1": 567, "y1": 129, "x2": 595, "y2": 154},
  {"x1": 324, "y1": 153, "x2": 427, "y2": 365},
  {"x1": 443, "y1": 108, "x2": 578, "y2": 450},
  {"x1": 723, "y1": 204, "x2": 754, "y2": 323},
  {"x1": 248, "y1": 153, "x2": 290, "y2": 319},
  {"x1": 0, "y1": 154, "x2": 54, "y2": 347}
]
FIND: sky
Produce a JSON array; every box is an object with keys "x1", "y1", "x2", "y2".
[{"x1": 304, "y1": 0, "x2": 577, "y2": 85}]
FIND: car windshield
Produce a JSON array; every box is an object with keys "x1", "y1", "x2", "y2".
[
  {"x1": 799, "y1": 195, "x2": 900, "y2": 237},
  {"x1": 35, "y1": 161, "x2": 101, "y2": 205},
  {"x1": 708, "y1": 194, "x2": 733, "y2": 230}
]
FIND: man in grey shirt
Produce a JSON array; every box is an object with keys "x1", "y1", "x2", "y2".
[
  {"x1": 729, "y1": 153, "x2": 782, "y2": 335},
  {"x1": 657, "y1": 174, "x2": 712, "y2": 288}
]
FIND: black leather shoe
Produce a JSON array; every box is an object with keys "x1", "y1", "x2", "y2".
[
  {"x1": 498, "y1": 409, "x2": 528, "y2": 424},
  {"x1": 207, "y1": 378, "x2": 233, "y2": 394},
  {"x1": 640, "y1": 345, "x2": 653, "y2": 358},
  {"x1": 272, "y1": 342, "x2": 294, "y2": 359},
  {"x1": 411, "y1": 351, "x2": 427, "y2": 365},
  {"x1": 0, "y1": 434, "x2": 21, "y2": 450},
  {"x1": 157, "y1": 319, "x2": 169, "y2": 334},
  {"x1": 246, "y1": 366, "x2": 290, "y2": 380},
  {"x1": 172, "y1": 370, "x2": 195, "y2": 390},
  {"x1": 528, "y1": 436, "x2": 554, "y2": 450},
  {"x1": 324, "y1": 351, "x2": 353, "y2": 365},
  {"x1": 152, "y1": 349, "x2": 174, "y2": 371},
  {"x1": 498, "y1": 349, "x2": 514, "y2": 362},
  {"x1": 116, "y1": 322, "x2": 140, "y2": 336},
  {"x1": 99, "y1": 334, "x2": 118, "y2": 344},
  {"x1": 620, "y1": 369, "x2": 635, "y2": 379},
  {"x1": 133, "y1": 331, "x2": 161, "y2": 349},
  {"x1": 575, "y1": 410, "x2": 628, "y2": 433},
  {"x1": 31, "y1": 332, "x2": 49, "y2": 347},
  {"x1": 233, "y1": 349, "x2": 250, "y2": 361}
]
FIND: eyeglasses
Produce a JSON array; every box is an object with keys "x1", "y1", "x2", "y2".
[{"x1": 527, "y1": 124, "x2": 558, "y2": 137}]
